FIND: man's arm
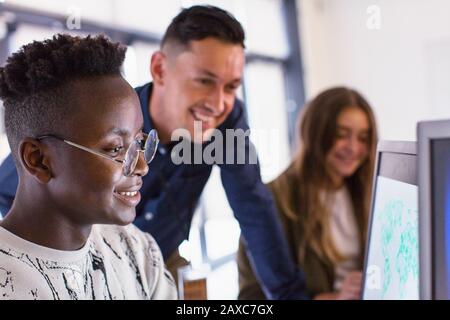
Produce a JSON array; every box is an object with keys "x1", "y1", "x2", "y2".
[
  {"x1": 236, "y1": 235, "x2": 267, "y2": 299},
  {"x1": 0, "y1": 154, "x2": 18, "y2": 216},
  {"x1": 217, "y1": 101, "x2": 308, "y2": 300}
]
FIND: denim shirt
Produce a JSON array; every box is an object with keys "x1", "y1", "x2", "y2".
[{"x1": 0, "y1": 82, "x2": 307, "y2": 299}]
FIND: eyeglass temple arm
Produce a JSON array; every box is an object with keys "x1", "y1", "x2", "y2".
[{"x1": 63, "y1": 140, "x2": 124, "y2": 164}]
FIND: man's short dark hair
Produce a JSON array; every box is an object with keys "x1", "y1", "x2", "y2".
[
  {"x1": 161, "y1": 5, "x2": 245, "y2": 49},
  {"x1": 0, "y1": 34, "x2": 127, "y2": 159}
]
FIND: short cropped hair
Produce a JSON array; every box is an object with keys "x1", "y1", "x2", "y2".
[
  {"x1": 161, "y1": 5, "x2": 245, "y2": 49},
  {"x1": 0, "y1": 34, "x2": 127, "y2": 158}
]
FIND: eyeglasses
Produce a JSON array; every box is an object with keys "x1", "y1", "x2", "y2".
[{"x1": 36, "y1": 129, "x2": 159, "y2": 177}]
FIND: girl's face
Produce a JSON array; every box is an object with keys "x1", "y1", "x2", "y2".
[{"x1": 326, "y1": 107, "x2": 370, "y2": 185}]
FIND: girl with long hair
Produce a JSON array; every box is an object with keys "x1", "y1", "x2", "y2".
[{"x1": 237, "y1": 87, "x2": 378, "y2": 299}]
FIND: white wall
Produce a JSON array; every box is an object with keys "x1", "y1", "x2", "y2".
[
  {"x1": 298, "y1": 0, "x2": 450, "y2": 141},
  {"x1": 7, "y1": 0, "x2": 179, "y2": 33}
]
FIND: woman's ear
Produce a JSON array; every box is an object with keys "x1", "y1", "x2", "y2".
[
  {"x1": 150, "y1": 51, "x2": 166, "y2": 86},
  {"x1": 18, "y1": 138, "x2": 52, "y2": 184}
]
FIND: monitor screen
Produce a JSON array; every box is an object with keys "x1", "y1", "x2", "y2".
[
  {"x1": 431, "y1": 138, "x2": 450, "y2": 299},
  {"x1": 418, "y1": 119, "x2": 450, "y2": 299},
  {"x1": 362, "y1": 144, "x2": 418, "y2": 300}
]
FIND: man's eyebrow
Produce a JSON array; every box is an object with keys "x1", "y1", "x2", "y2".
[
  {"x1": 230, "y1": 78, "x2": 242, "y2": 84},
  {"x1": 198, "y1": 69, "x2": 218, "y2": 78},
  {"x1": 110, "y1": 125, "x2": 145, "y2": 137},
  {"x1": 198, "y1": 69, "x2": 242, "y2": 83},
  {"x1": 105, "y1": 128, "x2": 131, "y2": 137},
  {"x1": 112, "y1": 128, "x2": 130, "y2": 137}
]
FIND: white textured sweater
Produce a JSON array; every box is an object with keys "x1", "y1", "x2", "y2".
[{"x1": 0, "y1": 223, "x2": 177, "y2": 300}]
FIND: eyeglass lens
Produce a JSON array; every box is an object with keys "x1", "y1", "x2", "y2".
[{"x1": 123, "y1": 130, "x2": 159, "y2": 176}]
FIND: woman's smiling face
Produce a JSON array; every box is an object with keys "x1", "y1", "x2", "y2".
[{"x1": 326, "y1": 106, "x2": 370, "y2": 185}]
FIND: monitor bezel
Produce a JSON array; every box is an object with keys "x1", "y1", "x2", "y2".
[
  {"x1": 361, "y1": 140, "x2": 417, "y2": 300},
  {"x1": 417, "y1": 119, "x2": 450, "y2": 300}
]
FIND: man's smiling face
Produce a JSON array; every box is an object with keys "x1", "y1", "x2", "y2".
[{"x1": 158, "y1": 37, "x2": 245, "y2": 143}]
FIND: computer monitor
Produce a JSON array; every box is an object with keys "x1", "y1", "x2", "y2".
[
  {"x1": 362, "y1": 141, "x2": 418, "y2": 300},
  {"x1": 418, "y1": 119, "x2": 450, "y2": 300}
]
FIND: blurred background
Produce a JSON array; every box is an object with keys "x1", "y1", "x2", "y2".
[{"x1": 0, "y1": 0, "x2": 450, "y2": 299}]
